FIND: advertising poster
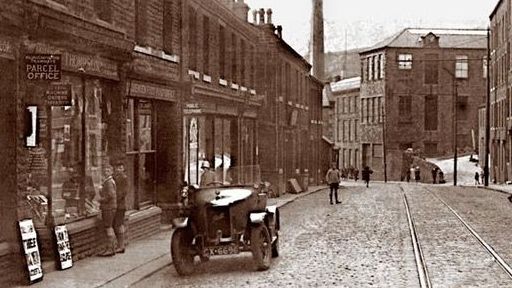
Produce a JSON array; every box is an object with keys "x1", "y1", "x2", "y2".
[
  {"x1": 18, "y1": 219, "x2": 43, "y2": 283},
  {"x1": 54, "y1": 225, "x2": 73, "y2": 270}
]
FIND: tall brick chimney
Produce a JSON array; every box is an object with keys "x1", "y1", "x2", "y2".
[
  {"x1": 310, "y1": 0, "x2": 325, "y2": 81},
  {"x1": 232, "y1": 0, "x2": 250, "y2": 22}
]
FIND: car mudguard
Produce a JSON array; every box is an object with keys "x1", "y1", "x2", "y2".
[
  {"x1": 172, "y1": 217, "x2": 189, "y2": 228},
  {"x1": 266, "y1": 205, "x2": 280, "y2": 231},
  {"x1": 249, "y1": 212, "x2": 267, "y2": 224}
]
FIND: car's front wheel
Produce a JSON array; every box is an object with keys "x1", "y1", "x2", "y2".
[
  {"x1": 251, "y1": 225, "x2": 271, "y2": 271},
  {"x1": 171, "y1": 228, "x2": 195, "y2": 276}
]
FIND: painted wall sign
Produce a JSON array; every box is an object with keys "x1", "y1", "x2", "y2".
[
  {"x1": 28, "y1": 42, "x2": 119, "y2": 80},
  {"x1": 45, "y1": 84, "x2": 72, "y2": 106},
  {"x1": 54, "y1": 225, "x2": 73, "y2": 270},
  {"x1": 25, "y1": 54, "x2": 61, "y2": 81},
  {"x1": 18, "y1": 219, "x2": 43, "y2": 283}
]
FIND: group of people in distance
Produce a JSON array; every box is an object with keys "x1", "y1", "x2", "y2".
[{"x1": 325, "y1": 162, "x2": 373, "y2": 205}]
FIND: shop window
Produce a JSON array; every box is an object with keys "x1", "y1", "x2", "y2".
[
  {"x1": 126, "y1": 99, "x2": 156, "y2": 207},
  {"x1": 185, "y1": 116, "x2": 241, "y2": 186},
  {"x1": 24, "y1": 76, "x2": 120, "y2": 225}
]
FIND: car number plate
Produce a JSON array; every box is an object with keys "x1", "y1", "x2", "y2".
[{"x1": 208, "y1": 245, "x2": 239, "y2": 256}]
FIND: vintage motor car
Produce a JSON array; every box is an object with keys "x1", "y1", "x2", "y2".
[{"x1": 171, "y1": 165, "x2": 280, "y2": 275}]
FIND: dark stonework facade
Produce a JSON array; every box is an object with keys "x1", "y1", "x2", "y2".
[
  {"x1": 360, "y1": 28, "x2": 487, "y2": 181},
  {"x1": 490, "y1": 0, "x2": 510, "y2": 184},
  {"x1": 0, "y1": 0, "x2": 324, "y2": 284}
]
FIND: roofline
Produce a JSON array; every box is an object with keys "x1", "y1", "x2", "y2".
[
  {"x1": 360, "y1": 27, "x2": 488, "y2": 55},
  {"x1": 276, "y1": 35, "x2": 311, "y2": 69},
  {"x1": 491, "y1": 0, "x2": 505, "y2": 19}
]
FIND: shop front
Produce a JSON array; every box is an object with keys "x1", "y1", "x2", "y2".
[
  {"x1": 125, "y1": 79, "x2": 182, "y2": 230},
  {"x1": 0, "y1": 35, "x2": 20, "y2": 284},
  {"x1": 183, "y1": 99, "x2": 258, "y2": 188},
  {"x1": 20, "y1": 41, "x2": 129, "y2": 261}
]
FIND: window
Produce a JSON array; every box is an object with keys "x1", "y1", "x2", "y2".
[
  {"x1": 455, "y1": 55, "x2": 468, "y2": 78},
  {"x1": 135, "y1": 0, "x2": 148, "y2": 45},
  {"x1": 94, "y1": 0, "x2": 112, "y2": 22},
  {"x1": 219, "y1": 25, "x2": 226, "y2": 79},
  {"x1": 163, "y1": 0, "x2": 174, "y2": 54},
  {"x1": 202, "y1": 16, "x2": 210, "y2": 75},
  {"x1": 424, "y1": 142, "x2": 438, "y2": 156},
  {"x1": 241, "y1": 40, "x2": 246, "y2": 86},
  {"x1": 398, "y1": 54, "x2": 412, "y2": 70},
  {"x1": 374, "y1": 55, "x2": 379, "y2": 80},
  {"x1": 424, "y1": 54, "x2": 439, "y2": 84},
  {"x1": 232, "y1": 33, "x2": 237, "y2": 83},
  {"x1": 483, "y1": 56, "x2": 488, "y2": 78},
  {"x1": 457, "y1": 96, "x2": 468, "y2": 121},
  {"x1": 250, "y1": 45, "x2": 255, "y2": 88},
  {"x1": 368, "y1": 56, "x2": 373, "y2": 81},
  {"x1": 424, "y1": 95, "x2": 438, "y2": 130},
  {"x1": 354, "y1": 119, "x2": 358, "y2": 141},
  {"x1": 379, "y1": 54, "x2": 385, "y2": 79},
  {"x1": 188, "y1": 7, "x2": 198, "y2": 71},
  {"x1": 398, "y1": 95, "x2": 412, "y2": 122}
]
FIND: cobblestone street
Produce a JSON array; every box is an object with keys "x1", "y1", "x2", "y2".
[{"x1": 130, "y1": 183, "x2": 512, "y2": 288}]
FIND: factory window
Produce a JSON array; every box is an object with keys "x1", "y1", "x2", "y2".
[{"x1": 398, "y1": 54, "x2": 412, "y2": 70}]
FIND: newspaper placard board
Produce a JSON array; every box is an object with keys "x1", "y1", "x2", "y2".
[
  {"x1": 54, "y1": 225, "x2": 73, "y2": 269},
  {"x1": 18, "y1": 219, "x2": 43, "y2": 283}
]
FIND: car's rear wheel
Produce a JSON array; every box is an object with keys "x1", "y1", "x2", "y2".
[
  {"x1": 171, "y1": 228, "x2": 195, "y2": 276},
  {"x1": 251, "y1": 225, "x2": 271, "y2": 271}
]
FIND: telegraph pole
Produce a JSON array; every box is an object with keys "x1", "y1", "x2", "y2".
[
  {"x1": 453, "y1": 78, "x2": 458, "y2": 186},
  {"x1": 484, "y1": 27, "x2": 491, "y2": 186}
]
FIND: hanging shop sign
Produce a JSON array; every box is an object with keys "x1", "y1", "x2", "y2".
[
  {"x1": 18, "y1": 219, "x2": 43, "y2": 283},
  {"x1": 25, "y1": 54, "x2": 61, "y2": 81},
  {"x1": 54, "y1": 225, "x2": 73, "y2": 270},
  {"x1": 45, "y1": 84, "x2": 72, "y2": 106}
]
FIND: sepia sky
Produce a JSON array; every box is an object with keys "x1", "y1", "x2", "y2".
[{"x1": 245, "y1": 0, "x2": 497, "y2": 55}]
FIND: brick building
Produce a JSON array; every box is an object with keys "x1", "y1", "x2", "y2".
[
  {"x1": 0, "y1": 0, "x2": 325, "y2": 284},
  {"x1": 360, "y1": 28, "x2": 487, "y2": 181},
  {"x1": 253, "y1": 10, "x2": 324, "y2": 194},
  {"x1": 0, "y1": 0, "x2": 184, "y2": 284},
  {"x1": 330, "y1": 77, "x2": 361, "y2": 172},
  {"x1": 490, "y1": 0, "x2": 510, "y2": 183},
  {"x1": 180, "y1": 0, "x2": 262, "y2": 196}
]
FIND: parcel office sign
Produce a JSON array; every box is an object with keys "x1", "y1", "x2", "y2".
[{"x1": 25, "y1": 54, "x2": 61, "y2": 81}]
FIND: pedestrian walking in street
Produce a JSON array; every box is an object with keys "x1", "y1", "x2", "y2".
[
  {"x1": 354, "y1": 168, "x2": 359, "y2": 181},
  {"x1": 431, "y1": 167, "x2": 438, "y2": 184},
  {"x1": 113, "y1": 161, "x2": 128, "y2": 254},
  {"x1": 98, "y1": 164, "x2": 117, "y2": 257},
  {"x1": 325, "y1": 162, "x2": 342, "y2": 204},
  {"x1": 406, "y1": 169, "x2": 411, "y2": 182},
  {"x1": 362, "y1": 166, "x2": 373, "y2": 188},
  {"x1": 474, "y1": 171, "x2": 480, "y2": 185},
  {"x1": 414, "y1": 166, "x2": 421, "y2": 183}
]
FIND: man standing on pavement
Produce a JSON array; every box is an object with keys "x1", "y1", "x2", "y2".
[
  {"x1": 113, "y1": 161, "x2": 128, "y2": 253},
  {"x1": 362, "y1": 166, "x2": 373, "y2": 188},
  {"x1": 98, "y1": 164, "x2": 117, "y2": 257},
  {"x1": 325, "y1": 162, "x2": 342, "y2": 205}
]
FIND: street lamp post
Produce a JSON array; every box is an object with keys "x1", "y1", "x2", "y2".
[{"x1": 442, "y1": 66, "x2": 458, "y2": 186}]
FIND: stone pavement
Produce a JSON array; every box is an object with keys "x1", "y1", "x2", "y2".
[{"x1": 14, "y1": 186, "x2": 326, "y2": 288}]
